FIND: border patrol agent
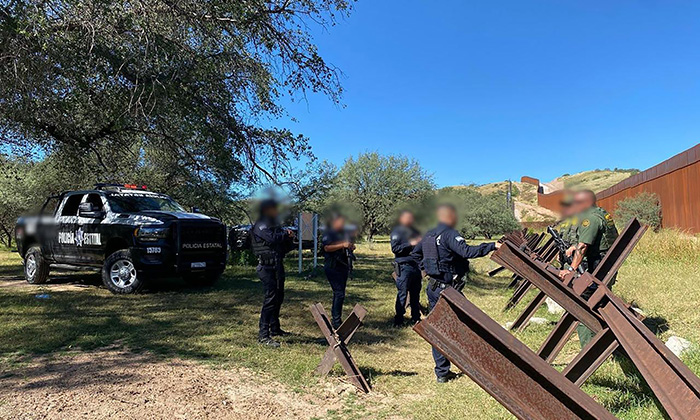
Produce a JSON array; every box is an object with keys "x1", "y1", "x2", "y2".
[
  {"x1": 411, "y1": 204, "x2": 500, "y2": 382},
  {"x1": 390, "y1": 210, "x2": 422, "y2": 326},
  {"x1": 558, "y1": 190, "x2": 618, "y2": 347},
  {"x1": 251, "y1": 199, "x2": 295, "y2": 347},
  {"x1": 322, "y1": 214, "x2": 355, "y2": 330}
]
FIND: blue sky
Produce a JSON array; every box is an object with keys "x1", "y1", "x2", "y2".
[{"x1": 279, "y1": 0, "x2": 700, "y2": 187}]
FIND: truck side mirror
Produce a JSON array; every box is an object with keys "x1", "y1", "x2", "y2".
[
  {"x1": 78, "y1": 202, "x2": 104, "y2": 219},
  {"x1": 191, "y1": 207, "x2": 201, "y2": 214}
]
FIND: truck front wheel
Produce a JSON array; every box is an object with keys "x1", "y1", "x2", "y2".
[
  {"x1": 102, "y1": 250, "x2": 144, "y2": 294},
  {"x1": 25, "y1": 245, "x2": 50, "y2": 284}
]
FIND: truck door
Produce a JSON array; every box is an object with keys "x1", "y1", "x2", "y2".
[
  {"x1": 34, "y1": 196, "x2": 61, "y2": 262},
  {"x1": 76, "y1": 193, "x2": 108, "y2": 264},
  {"x1": 54, "y1": 193, "x2": 84, "y2": 264}
]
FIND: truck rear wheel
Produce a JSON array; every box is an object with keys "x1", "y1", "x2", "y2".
[
  {"x1": 102, "y1": 250, "x2": 144, "y2": 294},
  {"x1": 25, "y1": 245, "x2": 50, "y2": 284}
]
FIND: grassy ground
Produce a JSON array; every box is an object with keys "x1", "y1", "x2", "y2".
[{"x1": 0, "y1": 231, "x2": 699, "y2": 419}]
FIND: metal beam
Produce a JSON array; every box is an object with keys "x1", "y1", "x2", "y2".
[
  {"x1": 413, "y1": 288, "x2": 616, "y2": 420},
  {"x1": 594, "y1": 290, "x2": 700, "y2": 419},
  {"x1": 536, "y1": 218, "x2": 647, "y2": 362},
  {"x1": 492, "y1": 242, "x2": 604, "y2": 333},
  {"x1": 310, "y1": 303, "x2": 371, "y2": 393},
  {"x1": 314, "y1": 304, "x2": 367, "y2": 376}
]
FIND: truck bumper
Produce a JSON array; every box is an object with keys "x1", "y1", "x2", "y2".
[{"x1": 131, "y1": 246, "x2": 226, "y2": 277}]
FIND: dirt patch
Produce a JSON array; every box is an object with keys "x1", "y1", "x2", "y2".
[{"x1": 0, "y1": 348, "x2": 342, "y2": 420}]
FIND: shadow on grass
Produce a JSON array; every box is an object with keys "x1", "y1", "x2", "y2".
[{"x1": 0, "y1": 263, "x2": 25, "y2": 280}]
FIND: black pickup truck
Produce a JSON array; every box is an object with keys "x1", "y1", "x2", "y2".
[{"x1": 14, "y1": 184, "x2": 227, "y2": 293}]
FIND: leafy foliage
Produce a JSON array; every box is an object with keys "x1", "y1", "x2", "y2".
[
  {"x1": 0, "y1": 0, "x2": 352, "y2": 211},
  {"x1": 615, "y1": 192, "x2": 662, "y2": 231},
  {"x1": 332, "y1": 152, "x2": 434, "y2": 239},
  {"x1": 436, "y1": 187, "x2": 520, "y2": 239}
]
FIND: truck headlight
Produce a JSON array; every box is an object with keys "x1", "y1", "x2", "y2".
[{"x1": 135, "y1": 226, "x2": 169, "y2": 242}]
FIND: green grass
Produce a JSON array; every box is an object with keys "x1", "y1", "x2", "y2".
[{"x1": 1, "y1": 231, "x2": 699, "y2": 419}]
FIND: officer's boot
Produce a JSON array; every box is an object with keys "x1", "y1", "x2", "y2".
[
  {"x1": 258, "y1": 335, "x2": 281, "y2": 348},
  {"x1": 270, "y1": 327, "x2": 291, "y2": 337},
  {"x1": 258, "y1": 325, "x2": 280, "y2": 348}
]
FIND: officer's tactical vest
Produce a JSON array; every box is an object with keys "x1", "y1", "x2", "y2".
[
  {"x1": 251, "y1": 224, "x2": 275, "y2": 258},
  {"x1": 422, "y1": 227, "x2": 450, "y2": 278}
]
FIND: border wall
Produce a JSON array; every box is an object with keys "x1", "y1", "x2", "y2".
[
  {"x1": 523, "y1": 143, "x2": 700, "y2": 233},
  {"x1": 597, "y1": 143, "x2": 700, "y2": 233}
]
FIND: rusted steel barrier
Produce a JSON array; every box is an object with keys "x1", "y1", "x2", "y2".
[
  {"x1": 537, "y1": 218, "x2": 647, "y2": 361},
  {"x1": 489, "y1": 230, "x2": 543, "y2": 278},
  {"x1": 413, "y1": 288, "x2": 617, "y2": 420},
  {"x1": 590, "y1": 288, "x2": 700, "y2": 419},
  {"x1": 492, "y1": 241, "x2": 628, "y2": 385},
  {"x1": 310, "y1": 303, "x2": 370, "y2": 392},
  {"x1": 504, "y1": 241, "x2": 559, "y2": 309},
  {"x1": 510, "y1": 218, "x2": 647, "y2": 335},
  {"x1": 492, "y1": 233, "x2": 700, "y2": 419}
]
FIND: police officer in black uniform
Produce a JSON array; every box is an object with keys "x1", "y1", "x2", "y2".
[
  {"x1": 251, "y1": 199, "x2": 295, "y2": 348},
  {"x1": 322, "y1": 214, "x2": 355, "y2": 330},
  {"x1": 411, "y1": 204, "x2": 500, "y2": 382},
  {"x1": 390, "y1": 210, "x2": 422, "y2": 326}
]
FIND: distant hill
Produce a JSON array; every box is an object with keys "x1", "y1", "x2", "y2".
[
  {"x1": 474, "y1": 169, "x2": 638, "y2": 223},
  {"x1": 555, "y1": 169, "x2": 639, "y2": 193}
]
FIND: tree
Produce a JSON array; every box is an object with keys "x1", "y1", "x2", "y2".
[
  {"x1": 615, "y1": 192, "x2": 662, "y2": 231},
  {"x1": 335, "y1": 153, "x2": 434, "y2": 240},
  {"x1": 0, "y1": 0, "x2": 352, "y2": 203},
  {"x1": 464, "y1": 192, "x2": 521, "y2": 239},
  {"x1": 436, "y1": 187, "x2": 520, "y2": 239}
]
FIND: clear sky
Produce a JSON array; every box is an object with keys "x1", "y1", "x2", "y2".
[{"x1": 279, "y1": 0, "x2": 700, "y2": 187}]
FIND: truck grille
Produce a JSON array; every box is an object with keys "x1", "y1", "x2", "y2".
[{"x1": 178, "y1": 222, "x2": 226, "y2": 254}]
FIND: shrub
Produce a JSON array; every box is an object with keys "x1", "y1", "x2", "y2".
[
  {"x1": 615, "y1": 192, "x2": 662, "y2": 231},
  {"x1": 229, "y1": 249, "x2": 257, "y2": 267}
]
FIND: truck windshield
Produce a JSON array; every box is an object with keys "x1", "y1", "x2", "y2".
[{"x1": 107, "y1": 194, "x2": 186, "y2": 213}]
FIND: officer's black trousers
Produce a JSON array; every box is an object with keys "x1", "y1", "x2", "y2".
[
  {"x1": 394, "y1": 262, "x2": 422, "y2": 324},
  {"x1": 427, "y1": 283, "x2": 452, "y2": 378},
  {"x1": 257, "y1": 262, "x2": 285, "y2": 338},
  {"x1": 324, "y1": 265, "x2": 349, "y2": 330}
]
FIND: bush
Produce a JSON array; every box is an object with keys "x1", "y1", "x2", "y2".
[
  {"x1": 229, "y1": 249, "x2": 257, "y2": 267},
  {"x1": 615, "y1": 192, "x2": 662, "y2": 231},
  {"x1": 435, "y1": 187, "x2": 520, "y2": 239}
]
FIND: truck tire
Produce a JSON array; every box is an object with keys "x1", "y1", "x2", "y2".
[
  {"x1": 24, "y1": 245, "x2": 50, "y2": 284},
  {"x1": 102, "y1": 250, "x2": 144, "y2": 294},
  {"x1": 183, "y1": 271, "x2": 222, "y2": 287}
]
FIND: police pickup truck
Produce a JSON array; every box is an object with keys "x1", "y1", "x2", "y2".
[{"x1": 15, "y1": 184, "x2": 227, "y2": 293}]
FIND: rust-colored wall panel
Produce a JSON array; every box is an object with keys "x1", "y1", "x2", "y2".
[
  {"x1": 597, "y1": 144, "x2": 700, "y2": 233},
  {"x1": 521, "y1": 176, "x2": 540, "y2": 187},
  {"x1": 537, "y1": 190, "x2": 566, "y2": 213}
]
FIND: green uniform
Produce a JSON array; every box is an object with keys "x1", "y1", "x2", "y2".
[
  {"x1": 575, "y1": 206, "x2": 618, "y2": 348},
  {"x1": 576, "y1": 206, "x2": 618, "y2": 271}
]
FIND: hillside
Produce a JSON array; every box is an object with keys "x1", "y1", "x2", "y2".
[
  {"x1": 556, "y1": 169, "x2": 638, "y2": 193},
  {"x1": 477, "y1": 169, "x2": 638, "y2": 222}
]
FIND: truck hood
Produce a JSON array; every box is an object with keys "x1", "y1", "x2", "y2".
[{"x1": 118, "y1": 211, "x2": 221, "y2": 224}]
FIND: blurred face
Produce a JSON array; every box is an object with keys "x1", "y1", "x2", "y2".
[
  {"x1": 263, "y1": 206, "x2": 279, "y2": 219},
  {"x1": 437, "y1": 206, "x2": 458, "y2": 228},
  {"x1": 331, "y1": 216, "x2": 345, "y2": 231},
  {"x1": 560, "y1": 204, "x2": 574, "y2": 218},
  {"x1": 573, "y1": 192, "x2": 594, "y2": 212},
  {"x1": 399, "y1": 211, "x2": 414, "y2": 226}
]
